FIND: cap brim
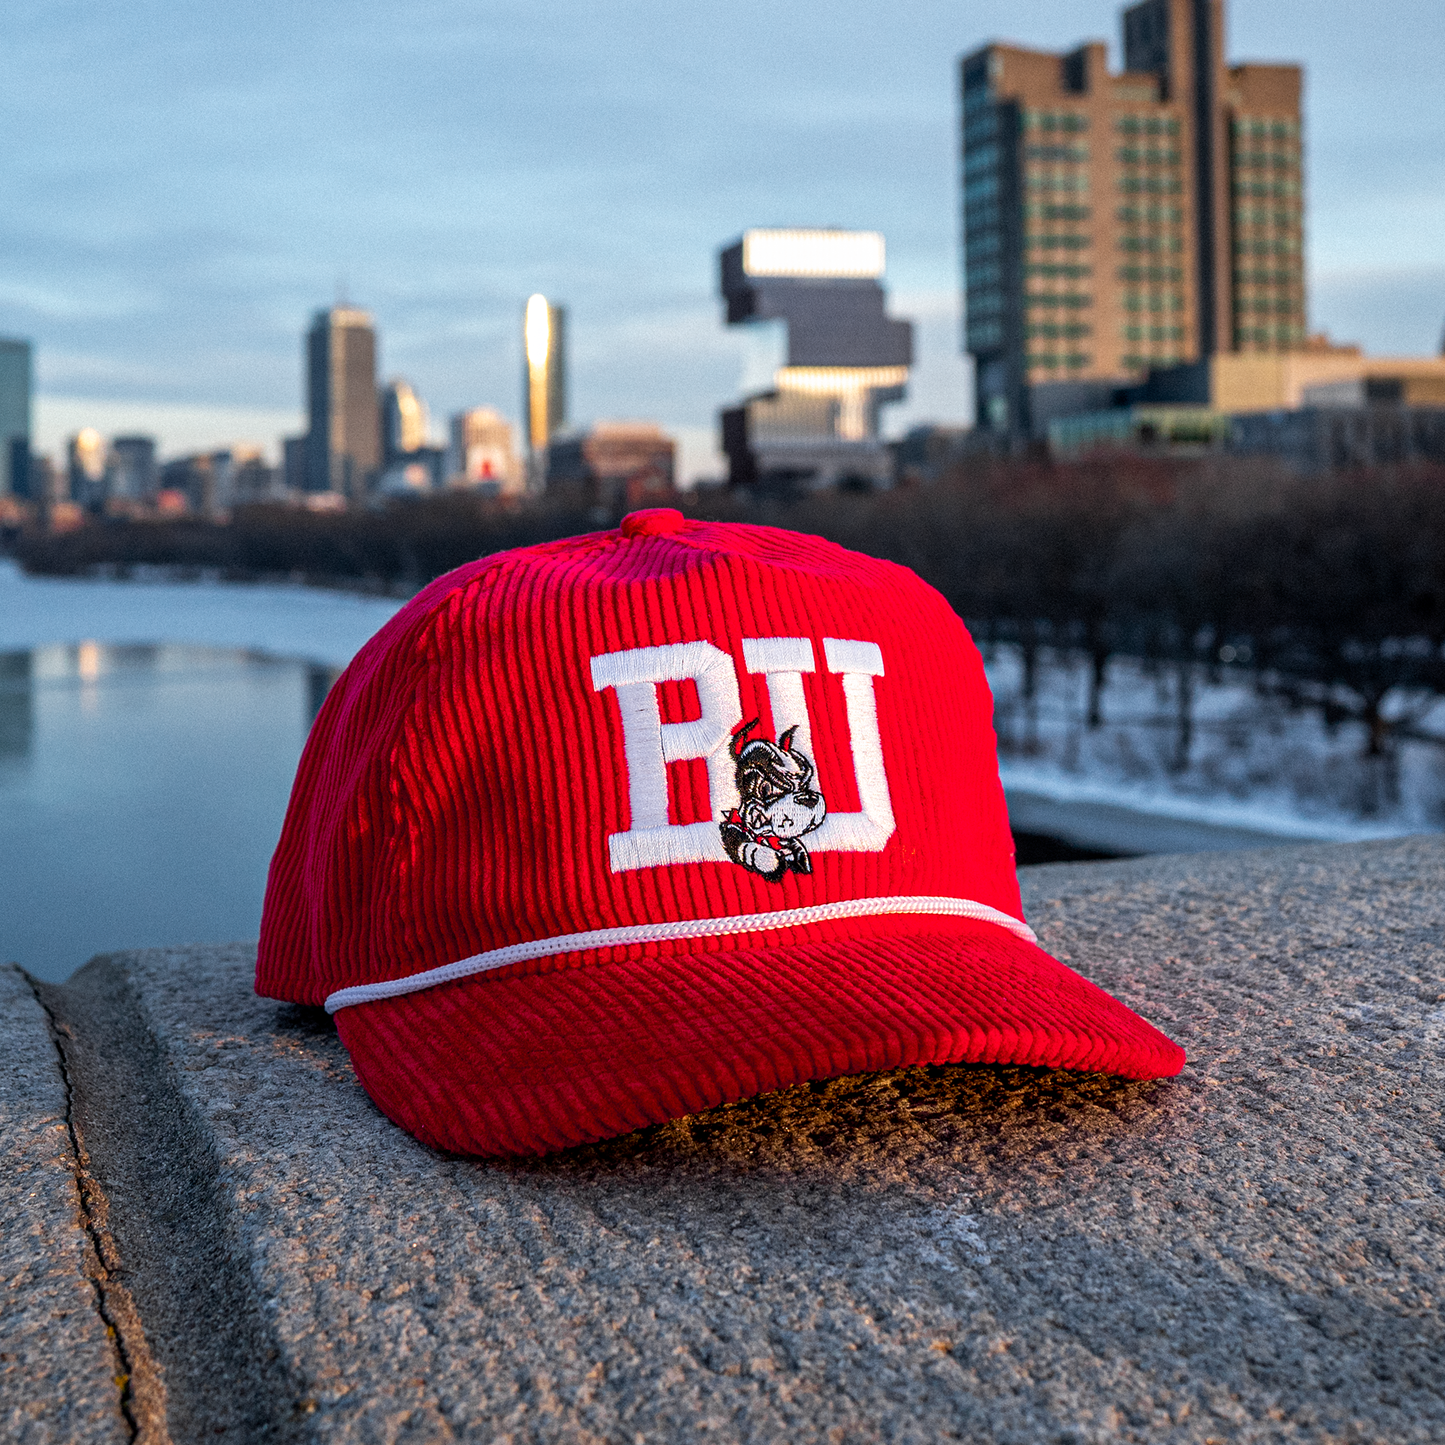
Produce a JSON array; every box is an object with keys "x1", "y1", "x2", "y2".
[{"x1": 334, "y1": 919, "x2": 1186, "y2": 1157}]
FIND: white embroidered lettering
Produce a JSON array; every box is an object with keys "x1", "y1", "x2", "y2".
[
  {"x1": 810, "y1": 638, "x2": 894, "y2": 851},
  {"x1": 740, "y1": 636, "x2": 816, "y2": 758},
  {"x1": 591, "y1": 641, "x2": 743, "y2": 870},
  {"x1": 593, "y1": 635, "x2": 894, "y2": 873},
  {"x1": 739, "y1": 635, "x2": 894, "y2": 855}
]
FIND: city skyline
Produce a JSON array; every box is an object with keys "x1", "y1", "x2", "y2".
[{"x1": 5, "y1": 0, "x2": 1443, "y2": 479}]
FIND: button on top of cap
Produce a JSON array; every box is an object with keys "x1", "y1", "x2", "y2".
[{"x1": 621, "y1": 507, "x2": 685, "y2": 538}]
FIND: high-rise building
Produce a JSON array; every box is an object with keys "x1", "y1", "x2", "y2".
[
  {"x1": 523, "y1": 295, "x2": 567, "y2": 485},
  {"x1": 960, "y1": 0, "x2": 1304, "y2": 436},
  {"x1": 719, "y1": 229, "x2": 913, "y2": 491},
  {"x1": 109, "y1": 436, "x2": 158, "y2": 501},
  {"x1": 0, "y1": 338, "x2": 32, "y2": 498},
  {"x1": 68, "y1": 429, "x2": 108, "y2": 509},
  {"x1": 305, "y1": 307, "x2": 380, "y2": 495},
  {"x1": 448, "y1": 408, "x2": 520, "y2": 495},
  {"x1": 282, "y1": 435, "x2": 308, "y2": 494},
  {"x1": 381, "y1": 378, "x2": 429, "y2": 462}
]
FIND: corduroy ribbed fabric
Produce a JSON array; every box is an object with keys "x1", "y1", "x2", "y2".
[
  {"x1": 337, "y1": 919, "x2": 1181, "y2": 1157},
  {"x1": 257, "y1": 510, "x2": 1185, "y2": 1156}
]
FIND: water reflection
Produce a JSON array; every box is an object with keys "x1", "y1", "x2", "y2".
[
  {"x1": 0, "y1": 651, "x2": 33, "y2": 764},
  {"x1": 307, "y1": 663, "x2": 341, "y2": 723},
  {"x1": 0, "y1": 644, "x2": 325, "y2": 982}
]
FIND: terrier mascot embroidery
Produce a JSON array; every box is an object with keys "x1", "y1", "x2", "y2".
[{"x1": 720, "y1": 719, "x2": 827, "y2": 880}]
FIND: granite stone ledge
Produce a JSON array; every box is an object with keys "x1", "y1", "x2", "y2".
[
  {"x1": 27, "y1": 836, "x2": 1445, "y2": 1443},
  {"x1": 0, "y1": 964, "x2": 130, "y2": 1445}
]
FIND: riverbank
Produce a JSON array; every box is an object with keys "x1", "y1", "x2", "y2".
[{"x1": 0, "y1": 559, "x2": 402, "y2": 671}]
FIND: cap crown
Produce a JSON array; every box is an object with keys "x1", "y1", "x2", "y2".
[{"x1": 257, "y1": 518, "x2": 1020, "y2": 1007}]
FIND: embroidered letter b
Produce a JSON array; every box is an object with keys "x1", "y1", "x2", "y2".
[{"x1": 590, "y1": 641, "x2": 743, "y2": 871}]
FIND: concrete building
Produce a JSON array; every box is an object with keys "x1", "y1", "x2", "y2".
[
  {"x1": 306, "y1": 307, "x2": 380, "y2": 496},
  {"x1": 523, "y1": 295, "x2": 567, "y2": 488},
  {"x1": 0, "y1": 338, "x2": 32, "y2": 498},
  {"x1": 224, "y1": 446, "x2": 282, "y2": 507},
  {"x1": 961, "y1": 0, "x2": 1304, "y2": 438},
  {"x1": 109, "y1": 436, "x2": 158, "y2": 501},
  {"x1": 719, "y1": 228, "x2": 913, "y2": 491},
  {"x1": 376, "y1": 450, "x2": 446, "y2": 497},
  {"x1": 1142, "y1": 342, "x2": 1445, "y2": 413},
  {"x1": 448, "y1": 408, "x2": 520, "y2": 495},
  {"x1": 26, "y1": 455, "x2": 64, "y2": 511},
  {"x1": 157, "y1": 450, "x2": 243, "y2": 517},
  {"x1": 1047, "y1": 340, "x2": 1445, "y2": 465},
  {"x1": 546, "y1": 422, "x2": 674, "y2": 509}
]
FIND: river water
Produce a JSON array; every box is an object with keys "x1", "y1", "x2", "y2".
[
  {"x1": 0, "y1": 563, "x2": 1303, "y2": 984},
  {"x1": 0, "y1": 641, "x2": 337, "y2": 982}
]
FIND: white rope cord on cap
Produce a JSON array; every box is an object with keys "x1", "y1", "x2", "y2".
[{"x1": 324, "y1": 895, "x2": 1039, "y2": 1013}]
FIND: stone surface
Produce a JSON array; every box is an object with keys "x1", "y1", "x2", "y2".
[
  {"x1": 0, "y1": 964, "x2": 129, "y2": 1445},
  {"x1": 37, "y1": 837, "x2": 1445, "y2": 1442}
]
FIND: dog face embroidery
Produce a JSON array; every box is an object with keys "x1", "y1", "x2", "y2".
[{"x1": 720, "y1": 719, "x2": 827, "y2": 880}]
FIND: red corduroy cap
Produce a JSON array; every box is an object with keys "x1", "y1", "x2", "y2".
[{"x1": 256, "y1": 509, "x2": 1184, "y2": 1156}]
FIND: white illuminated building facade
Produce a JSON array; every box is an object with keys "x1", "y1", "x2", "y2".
[{"x1": 720, "y1": 229, "x2": 913, "y2": 491}]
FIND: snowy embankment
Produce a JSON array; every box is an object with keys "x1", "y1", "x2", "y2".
[
  {"x1": 986, "y1": 645, "x2": 1444, "y2": 844},
  {"x1": 0, "y1": 559, "x2": 402, "y2": 670}
]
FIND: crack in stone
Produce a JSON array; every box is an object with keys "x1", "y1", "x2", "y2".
[
  {"x1": 28, "y1": 972, "x2": 146, "y2": 1443},
  {"x1": 36, "y1": 956, "x2": 305, "y2": 1444}
]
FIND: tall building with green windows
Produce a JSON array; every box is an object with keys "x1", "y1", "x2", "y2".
[{"x1": 960, "y1": 0, "x2": 1303, "y2": 437}]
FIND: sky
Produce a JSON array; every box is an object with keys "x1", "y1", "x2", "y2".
[{"x1": 5, "y1": 0, "x2": 1443, "y2": 480}]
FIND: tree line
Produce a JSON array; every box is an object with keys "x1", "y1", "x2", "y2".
[{"x1": 12, "y1": 457, "x2": 1445, "y2": 761}]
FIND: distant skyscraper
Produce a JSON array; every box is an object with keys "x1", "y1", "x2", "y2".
[
  {"x1": 68, "y1": 429, "x2": 108, "y2": 509},
  {"x1": 0, "y1": 338, "x2": 32, "y2": 498},
  {"x1": 282, "y1": 435, "x2": 308, "y2": 494},
  {"x1": 719, "y1": 229, "x2": 913, "y2": 491},
  {"x1": 960, "y1": 0, "x2": 1304, "y2": 436},
  {"x1": 523, "y1": 295, "x2": 567, "y2": 484},
  {"x1": 381, "y1": 378, "x2": 429, "y2": 462},
  {"x1": 109, "y1": 436, "x2": 158, "y2": 500},
  {"x1": 306, "y1": 307, "x2": 380, "y2": 495},
  {"x1": 448, "y1": 408, "x2": 520, "y2": 495}
]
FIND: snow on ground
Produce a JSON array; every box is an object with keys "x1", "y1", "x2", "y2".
[
  {"x1": 0, "y1": 559, "x2": 402, "y2": 670},
  {"x1": 985, "y1": 644, "x2": 1445, "y2": 843}
]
